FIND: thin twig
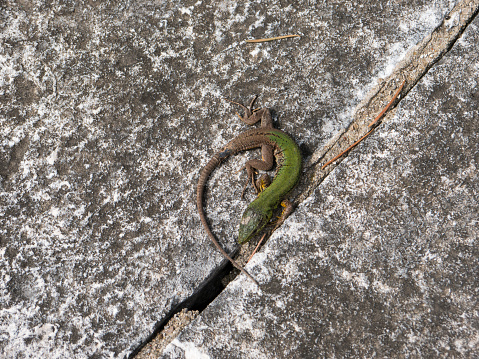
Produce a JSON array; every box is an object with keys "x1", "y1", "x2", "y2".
[
  {"x1": 245, "y1": 35, "x2": 300, "y2": 43},
  {"x1": 368, "y1": 79, "x2": 406, "y2": 127},
  {"x1": 321, "y1": 128, "x2": 375, "y2": 169},
  {"x1": 322, "y1": 79, "x2": 406, "y2": 169},
  {"x1": 247, "y1": 233, "x2": 268, "y2": 263}
]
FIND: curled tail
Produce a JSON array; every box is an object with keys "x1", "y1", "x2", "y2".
[{"x1": 196, "y1": 153, "x2": 259, "y2": 286}]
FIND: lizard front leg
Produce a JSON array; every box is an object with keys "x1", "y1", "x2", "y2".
[
  {"x1": 242, "y1": 144, "x2": 274, "y2": 196},
  {"x1": 255, "y1": 173, "x2": 271, "y2": 193},
  {"x1": 240, "y1": 172, "x2": 272, "y2": 198},
  {"x1": 271, "y1": 199, "x2": 294, "y2": 232}
]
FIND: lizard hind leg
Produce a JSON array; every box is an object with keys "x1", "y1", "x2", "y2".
[
  {"x1": 226, "y1": 96, "x2": 274, "y2": 127},
  {"x1": 224, "y1": 96, "x2": 257, "y2": 122},
  {"x1": 239, "y1": 163, "x2": 258, "y2": 199},
  {"x1": 238, "y1": 145, "x2": 274, "y2": 198}
]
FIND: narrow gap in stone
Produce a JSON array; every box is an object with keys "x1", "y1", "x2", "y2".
[
  {"x1": 129, "y1": 261, "x2": 234, "y2": 358},
  {"x1": 130, "y1": 231, "x2": 268, "y2": 358}
]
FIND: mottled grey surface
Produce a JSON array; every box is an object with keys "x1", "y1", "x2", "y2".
[
  {"x1": 0, "y1": 0, "x2": 470, "y2": 358},
  {"x1": 162, "y1": 13, "x2": 479, "y2": 358}
]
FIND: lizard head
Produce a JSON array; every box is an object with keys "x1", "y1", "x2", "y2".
[{"x1": 237, "y1": 205, "x2": 272, "y2": 244}]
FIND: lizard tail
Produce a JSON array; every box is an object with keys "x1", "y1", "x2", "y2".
[{"x1": 196, "y1": 154, "x2": 259, "y2": 286}]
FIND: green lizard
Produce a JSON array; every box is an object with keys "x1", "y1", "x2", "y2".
[{"x1": 196, "y1": 97, "x2": 302, "y2": 285}]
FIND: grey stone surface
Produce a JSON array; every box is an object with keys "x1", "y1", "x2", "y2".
[
  {"x1": 162, "y1": 13, "x2": 479, "y2": 358},
  {"x1": 0, "y1": 0, "x2": 470, "y2": 358}
]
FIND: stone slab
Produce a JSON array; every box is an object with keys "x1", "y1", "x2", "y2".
[
  {"x1": 0, "y1": 0, "x2": 464, "y2": 357},
  {"x1": 162, "y1": 12, "x2": 479, "y2": 359}
]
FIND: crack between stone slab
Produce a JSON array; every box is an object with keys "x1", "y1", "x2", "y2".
[
  {"x1": 129, "y1": 263, "x2": 232, "y2": 358},
  {"x1": 131, "y1": 1, "x2": 479, "y2": 357},
  {"x1": 295, "y1": 0, "x2": 479, "y2": 206},
  {"x1": 130, "y1": 238, "x2": 269, "y2": 357}
]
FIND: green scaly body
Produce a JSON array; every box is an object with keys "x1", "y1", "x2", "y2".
[
  {"x1": 237, "y1": 130, "x2": 302, "y2": 243},
  {"x1": 196, "y1": 102, "x2": 301, "y2": 285}
]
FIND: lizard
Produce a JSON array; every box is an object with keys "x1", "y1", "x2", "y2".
[{"x1": 196, "y1": 96, "x2": 302, "y2": 285}]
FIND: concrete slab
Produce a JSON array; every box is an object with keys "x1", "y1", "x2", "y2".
[
  {"x1": 0, "y1": 0, "x2": 475, "y2": 358},
  {"x1": 162, "y1": 12, "x2": 479, "y2": 358}
]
